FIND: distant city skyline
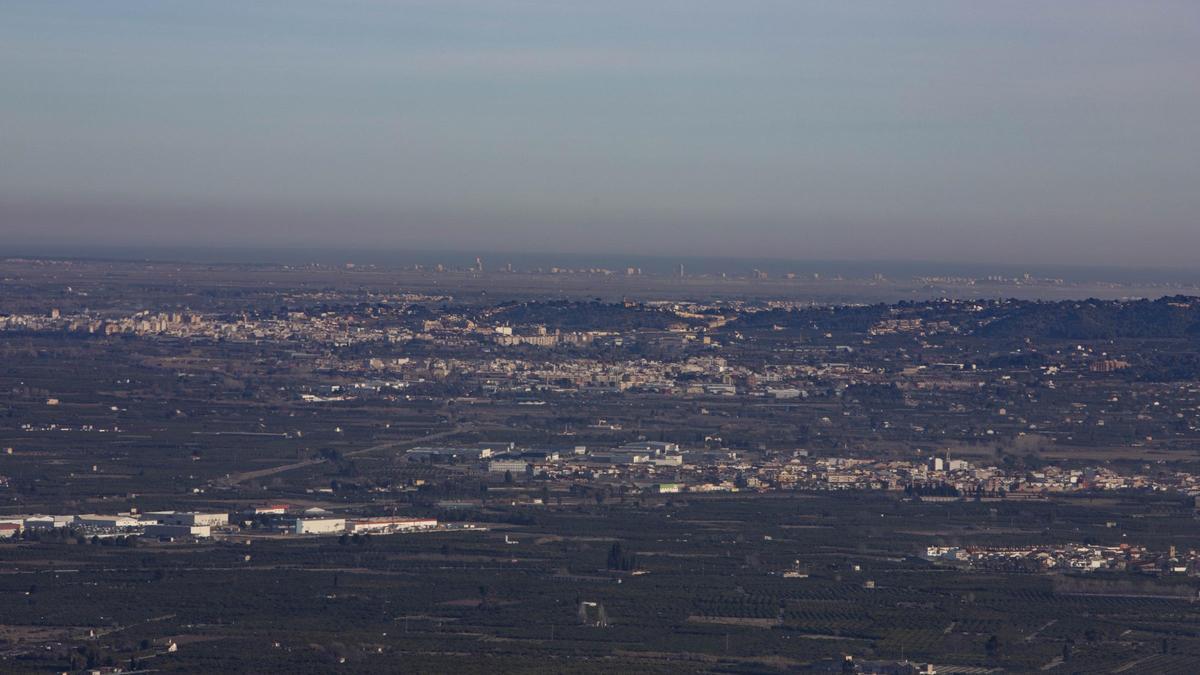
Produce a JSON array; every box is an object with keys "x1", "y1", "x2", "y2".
[
  {"x1": 3, "y1": 1, "x2": 1199, "y2": 267},
  {"x1": 8, "y1": 243, "x2": 1200, "y2": 287}
]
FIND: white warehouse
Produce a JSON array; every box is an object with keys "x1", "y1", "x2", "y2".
[
  {"x1": 75, "y1": 514, "x2": 142, "y2": 529},
  {"x1": 144, "y1": 524, "x2": 211, "y2": 539},
  {"x1": 145, "y1": 511, "x2": 230, "y2": 527},
  {"x1": 294, "y1": 518, "x2": 346, "y2": 535},
  {"x1": 346, "y1": 517, "x2": 438, "y2": 534}
]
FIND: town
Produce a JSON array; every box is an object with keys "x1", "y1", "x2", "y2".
[{"x1": 4, "y1": 259, "x2": 1200, "y2": 673}]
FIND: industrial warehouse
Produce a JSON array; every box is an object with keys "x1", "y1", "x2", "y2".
[{"x1": 1, "y1": 507, "x2": 441, "y2": 541}]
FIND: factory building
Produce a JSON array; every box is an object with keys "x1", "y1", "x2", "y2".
[
  {"x1": 592, "y1": 441, "x2": 685, "y2": 466},
  {"x1": 144, "y1": 524, "x2": 211, "y2": 539},
  {"x1": 294, "y1": 518, "x2": 346, "y2": 535},
  {"x1": 23, "y1": 515, "x2": 74, "y2": 529},
  {"x1": 486, "y1": 458, "x2": 531, "y2": 474},
  {"x1": 145, "y1": 511, "x2": 230, "y2": 527},
  {"x1": 346, "y1": 517, "x2": 438, "y2": 534},
  {"x1": 75, "y1": 514, "x2": 142, "y2": 529}
]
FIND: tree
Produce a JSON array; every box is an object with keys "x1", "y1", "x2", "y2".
[
  {"x1": 985, "y1": 634, "x2": 999, "y2": 659},
  {"x1": 606, "y1": 542, "x2": 638, "y2": 571}
]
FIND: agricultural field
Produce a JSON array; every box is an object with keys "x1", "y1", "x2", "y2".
[{"x1": 4, "y1": 493, "x2": 1200, "y2": 672}]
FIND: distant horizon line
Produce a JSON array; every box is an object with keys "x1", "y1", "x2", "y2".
[{"x1": 2, "y1": 242, "x2": 1196, "y2": 272}]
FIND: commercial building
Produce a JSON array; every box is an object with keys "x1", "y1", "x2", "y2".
[
  {"x1": 75, "y1": 514, "x2": 141, "y2": 529},
  {"x1": 486, "y1": 458, "x2": 531, "y2": 474},
  {"x1": 294, "y1": 517, "x2": 346, "y2": 535},
  {"x1": 592, "y1": 441, "x2": 685, "y2": 467},
  {"x1": 346, "y1": 517, "x2": 437, "y2": 534},
  {"x1": 144, "y1": 524, "x2": 211, "y2": 539},
  {"x1": 22, "y1": 515, "x2": 74, "y2": 529},
  {"x1": 145, "y1": 511, "x2": 230, "y2": 527}
]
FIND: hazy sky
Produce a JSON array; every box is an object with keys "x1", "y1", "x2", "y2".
[{"x1": 2, "y1": 1, "x2": 1198, "y2": 266}]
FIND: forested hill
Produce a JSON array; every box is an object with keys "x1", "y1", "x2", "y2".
[
  {"x1": 487, "y1": 300, "x2": 687, "y2": 331},
  {"x1": 482, "y1": 296, "x2": 1200, "y2": 340},
  {"x1": 980, "y1": 296, "x2": 1200, "y2": 339},
  {"x1": 729, "y1": 304, "x2": 889, "y2": 333}
]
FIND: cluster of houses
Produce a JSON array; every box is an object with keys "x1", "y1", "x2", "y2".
[
  {"x1": 407, "y1": 440, "x2": 686, "y2": 473},
  {"x1": 924, "y1": 543, "x2": 1198, "y2": 575},
  {"x1": 401, "y1": 438, "x2": 1200, "y2": 503}
]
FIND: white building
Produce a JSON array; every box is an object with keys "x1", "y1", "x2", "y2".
[
  {"x1": 146, "y1": 511, "x2": 230, "y2": 527},
  {"x1": 294, "y1": 518, "x2": 346, "y2": 535},
  {"x1": 75, "y1": 514, "x2": 141, "y2": 529},
  {"x1": 594, "y1": 441, "x2": 684, "y2": 466},
  {"x1": 144, "y1": 524, "x2": 211, "y2": 539},
  {"x1": 22, "y1": 515, "x2": 74, "y2": 529},
  {"x1": 487, "y1": 459, "x2": 530, "y2": 474},
  {"x1": 346, "y1": 517, "x2": 437, "y2": 534}
]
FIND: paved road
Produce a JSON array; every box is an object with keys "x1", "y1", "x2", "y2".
[{"x1": 214, "y1": 424, "x2": 469, "y2": 487}]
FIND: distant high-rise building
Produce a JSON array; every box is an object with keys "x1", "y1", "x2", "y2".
[
  {"x1": 677, "y1": 263, "x2": 685, "y2": 278},
  {"x1": 475, "y1": 257, "x2": 484, "y2": 272}
]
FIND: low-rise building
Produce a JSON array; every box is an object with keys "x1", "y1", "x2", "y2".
[
  {"x1": 294, "y1": 517, "x2": 346, "y2": 535},
  {"x1": 75, "y1": 514, "x2": 141, "y2": 529},
  {"x1": 144, "y1": 524, "x2": 211, "y2": 539},
  {"x1": 346, "y1": 517, "x2": 437, "y2": 534},
  {"x1": 22, "y1": 515, "x2": 74, "y2": 529},
  {"x1": 486, "y1": 458, "x2": 531, "y2": 474},
  {"x1": 145, "y1": 511, "x2": 230, "y2": 527}
]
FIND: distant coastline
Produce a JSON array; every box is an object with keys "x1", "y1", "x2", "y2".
[{"x1": 4, "y1": 244, "x2": 1197, "y2": 285}]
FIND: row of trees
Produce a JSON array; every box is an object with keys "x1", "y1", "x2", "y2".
[{"x1": 606, "y1": 542, "x2": 638, "y2": 571}]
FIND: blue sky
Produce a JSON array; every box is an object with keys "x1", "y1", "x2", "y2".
[{"x1": 2, "y1": 1, "x2": 1198, "y2": 265}]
